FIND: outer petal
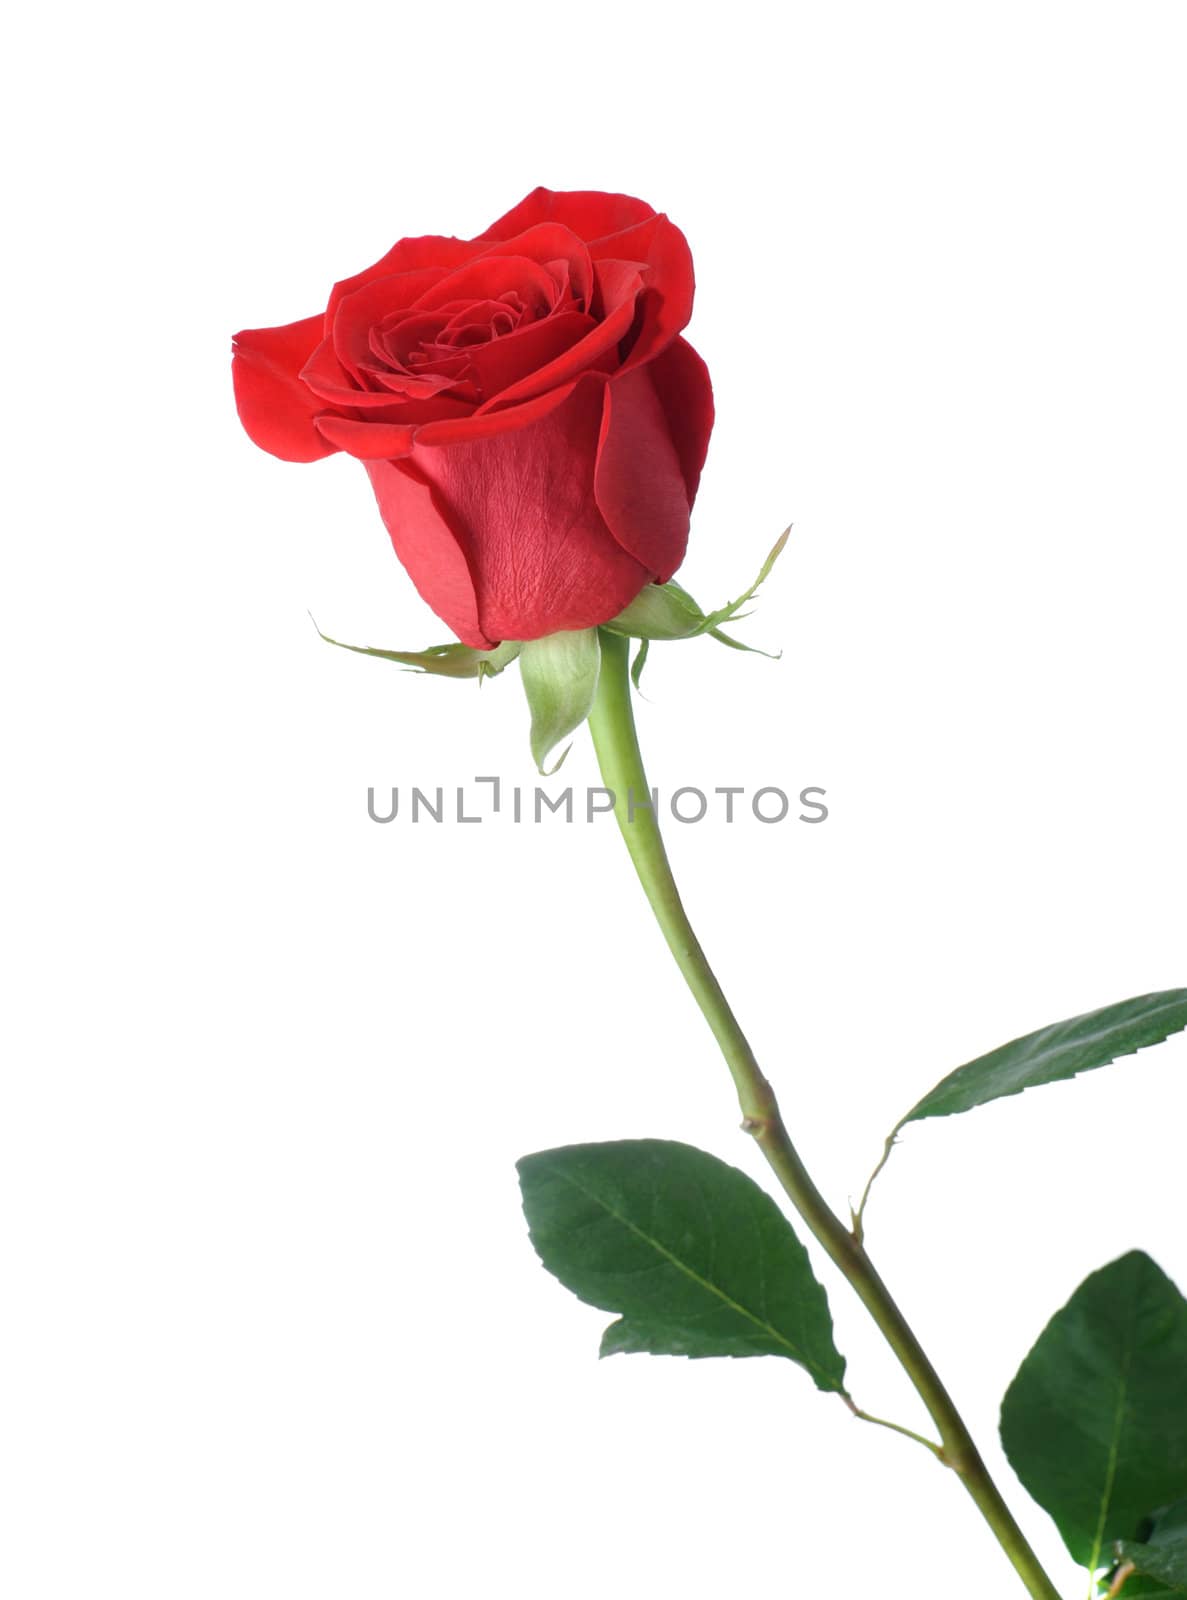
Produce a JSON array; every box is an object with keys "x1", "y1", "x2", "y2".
[
  {"x1": 594, "y1": 366, "x2": 692, "y2": 583},
  {"x1": 232, "y1": 316, "x2": 335, "y2": 463},
  {"x1": 390, "y1": 377, "x2": 651, "y2": 642},
  {"x1": 364, "y1": 459, "x2": 491, "y2": 649},
  {"x1": 411, "y1": 380, "x2": 579, "y2": 448},
  {"x1": 644, "y1": 336, "x2": 715, "y2": 505},
  {"x1": 312, "y1": 379, "x2": 583, "y2": 456},
  {"x1": 590, "y1": 212, "x2": 695, "y2": 369},
  {"x1": 480, "y1": 188, "x2": 656, "y2": 244},
  {"x1": 315, "y1": 416, "x2": 418, "y2": 460}
]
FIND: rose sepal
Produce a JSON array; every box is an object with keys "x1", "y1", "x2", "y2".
[
  {"x1": 601, "y1": 578, "x2": 705, "y2": 641},
  {"x1": 518, "y1": 628, "x2": 602, "y2": 774},
  {"x1": 604, "y1": 527, "x2": 789, "y2": 651},
  {"x1": 312, "y1": 617, "x2": 521, "y2": 680}
]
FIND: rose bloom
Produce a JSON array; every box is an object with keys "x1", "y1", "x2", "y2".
[{"x1": 232, "y1": 188, "x2": 713, "y2": 647}]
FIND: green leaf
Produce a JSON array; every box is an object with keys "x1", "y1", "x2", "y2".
[
  {"x1": 312, "y1": 617, "x2": 521, "y2": 680},
  {"x1": 901, "y1": 990, "x2": 1187, "y2": 1126},
  {"x1": 1000, "y1": 1251, "x2": 1187, "y2": 1571},
  {"x1": 516, "y1": 1138, "x2": 846, "y2": 1390},
  {"x1": 854, "y1": 991, "x2": 1187, "y2": 1235},
  {"x1": 518, "y1": 628, "x2": 601, "y2": 773},
  {"x1": 1106, "y1": 1574, "x2": 1184, "y2": 1599},
  {"x1": 1117, "y1": 1500, "x2": 1187, "y2": 1594}
]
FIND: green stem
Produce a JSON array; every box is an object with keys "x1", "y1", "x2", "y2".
[{"x1": 586, "y1": 629, "x2": 1063, "y2": 1600}]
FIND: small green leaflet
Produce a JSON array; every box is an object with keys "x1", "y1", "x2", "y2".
[
  {"x1": 1116, "y1": 1499, "x2": 1187, "y2": 1594},
  {"x1": 517, "y1": 1139, "x2": 846, "y2": 1391},
  {"x1": 901, "y1": 991, "x2": 1187, "y2": 1125},
  {"x1": 1000, "y1": 1252, "x2": 1187, "y2": 1573}
]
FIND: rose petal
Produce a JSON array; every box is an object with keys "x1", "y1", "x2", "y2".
[
  {"x1": 326, "y1": 234, "x2": 487, "y2": 327},
  {"x1": 315, "y1": 393, "x2": 476, "y2": 457},
  {"x1": 591, "y1": 212, "x2": 696, "y2": 368},
  {"x1": 480, "y1": 188, "x2": 657, "y2": 245},
  {"x1": 364, "y1": 458, "x2": 492, "y2": 649},
  {"x1": 314, "y1": 416, "x2": 418, "y2": 460},
  {"x1": 464, "y1": 310, "x2": 596, "y2": 402},
  {"x1": 410, "y1": 254, "x2": 559, "y2": 318},
  {"x1": 362, "y1": 367, "x2": 467, "y2": 401},
  {"x1": 411, "y1": 381, "x2": 579, "y2": 448},
  {"x1": 231, "y1": 316, "x2": 335, "y2": 463},
  {"x1": 595, "y1": 365, "x2": 692, "y2": 582},
  {"x1": 331, "y1": 267, "x2": 455, "y2": 379},
  {"x1": 474, "y1": 259, "x2": 641, "y2": 413},
  {"x1": 439, "y1": 299, "x2": 525, "y2": 342},
  {"x1": 302, "y1": 336, "x2": 426, "y2": 410},
  {"x1": 396, "y1": 377, "x2": 651, "y2": 642},
  {"x1": 371, "y1": 310, "x2": 449, "y2": 366},
  {"x1": 470, "y1": 222, "x2": 594, "y2": 311},
  {"x1": 644, "y1": 336, "x2": 715, "y2": 505}
]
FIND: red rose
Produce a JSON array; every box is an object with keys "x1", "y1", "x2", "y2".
[{"x1": 232, "y1": 188, "x2": 713, "y2": 648}]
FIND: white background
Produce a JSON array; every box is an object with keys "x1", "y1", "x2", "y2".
[{"x1": 4, "y1": 3, "x2": 1185, "y2": 1597}]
